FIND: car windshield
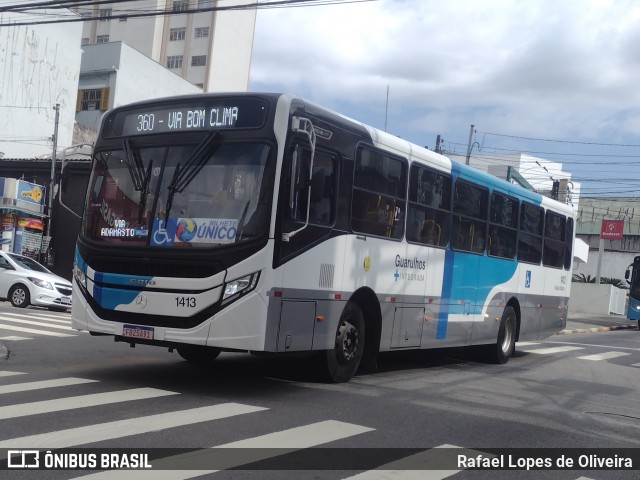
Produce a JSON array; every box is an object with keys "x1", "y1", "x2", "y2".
[
  {"x1": 7, "y1": 253, "x2": 51, "y2": 273},
  {"x1": 81, "y1": 139, "x2": 274, "y2": 248}
]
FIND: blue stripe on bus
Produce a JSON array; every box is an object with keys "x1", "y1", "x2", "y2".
[
  {"x1": 436, "y1": 248, "x2": 454, "y2": 339},
  {"x1": 628, "y1": 295, "x2": 640, "y2": 320},
  {"x1": 435, "y1": 161, "x2": 535, "y2": 339},
  {"x1": 92, "y1": 285, "x2": 140, "y2": 310}
]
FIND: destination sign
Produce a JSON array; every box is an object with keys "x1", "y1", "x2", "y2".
[{"x1": 103, "y1": 98, "x2": 268, "y2": 138}]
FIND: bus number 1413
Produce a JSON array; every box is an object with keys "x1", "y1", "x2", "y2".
[{"x1": 175, "y1": 297, "x2": 196, "y2": 308}]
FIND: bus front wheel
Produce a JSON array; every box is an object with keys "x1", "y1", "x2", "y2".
[
  {"x1": 177, "y1": 346, "x2": 221, "y2": 363},
  {"x1": 480, "y1": 306, "x2": 516, "y2": 364},
  {"x1": 322, "y1": 302, "x2": 365, "y2": 383}
]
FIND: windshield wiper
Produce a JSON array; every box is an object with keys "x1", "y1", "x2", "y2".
[
  {"x1": 164, "y1": 131, "x2": 222, "y2": 220},
  {"x1": 122, "y1": 138, "x2": 146, "y2": 191},
  {"x1": 138, "y1": 160, "x2": 153, "y2": 223}
]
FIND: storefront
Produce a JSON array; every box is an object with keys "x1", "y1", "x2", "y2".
[{"x1": 0, "y1": 178, "x2": 48, "y2": 260}]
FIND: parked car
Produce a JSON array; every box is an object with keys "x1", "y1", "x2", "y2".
[{"x1": 0, "y1": 251, "x2": 72, "y2": 311}]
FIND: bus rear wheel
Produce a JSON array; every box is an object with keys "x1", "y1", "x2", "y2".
[
  {"x1": 321, "y1": 302, "x2": 365, "y2": 383},
  {"x1": 177, "y1": 346, "x2": 221, "y2": 363},
  {"x1": 480, "y1": 306, "x2": 516, "y2": 364}
]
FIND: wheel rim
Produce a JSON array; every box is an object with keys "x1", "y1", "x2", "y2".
[
  {"x1": 12, "y1": 289, "x2": 25, "y2": 306},
  {"x1": 501, "y1": 317, "x2": 514, "y2": 354},
  {"x1": 336, "y1": 320, "x2": 359, "y2": 363}
]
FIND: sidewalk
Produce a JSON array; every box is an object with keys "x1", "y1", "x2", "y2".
[{"x1": 559, "y1": 312, "x2": 639, "y2": 335}]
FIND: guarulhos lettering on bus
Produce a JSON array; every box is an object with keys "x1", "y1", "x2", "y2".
[{"x1": 395, "y1": 255, "x2": 426, "y2": 270}]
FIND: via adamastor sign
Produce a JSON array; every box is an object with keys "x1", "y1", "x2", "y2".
[{"x1": 600, "y1": 219, "x2": 624, "y2": 239}]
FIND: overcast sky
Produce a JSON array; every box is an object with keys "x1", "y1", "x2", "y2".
[{"x1": 249, "y1": 0, "x2": 640, "y2": 198}]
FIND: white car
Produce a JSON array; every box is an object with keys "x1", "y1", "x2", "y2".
[{"x1": 0, "y1": 251, "x2": 72, "y2": 311}]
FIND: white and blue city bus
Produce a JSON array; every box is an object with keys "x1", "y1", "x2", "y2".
[
  {"x1": 71, "y1": 93, "x2": 575, "y2": 382},
  {"x1": 625, "y1": 256, "x2": 640, "y2": 327}
]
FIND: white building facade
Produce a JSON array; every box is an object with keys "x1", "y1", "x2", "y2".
[
  {"x1": 0, "y1": 10, "x2": 83, "y2": 158},
  {"x1": 453, "y1": 152, "x2": 581, "y2": 209},
  {"x1": 74, "y1": 0, "x2": 256, "y2": 92},
  {"x1": 77, "y1": 42, "x2": 202, "y2": 133}
]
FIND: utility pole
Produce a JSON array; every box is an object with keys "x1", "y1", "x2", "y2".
[
  {"x1": 465, "y1": 124, "x2": 475, "y2": 165},
  {"x1": 434, "y1": 135, "x2": 441, "y2": 153},
  {"x1": 384, "y1": 84, "x2": 389, "y2": 132},
  {"x1": 46, "y1": 103, "x2": 60, "y2": 266}
]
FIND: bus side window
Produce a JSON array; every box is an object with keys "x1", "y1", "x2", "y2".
[
  {"x1": 451, "y1": 180, "x2": 487, "y2": 253},
  {"x1": 351, "y1": 146, "x2": 407, "y2": 239},
  {"x1": 308, "y1": 151, "x2": 338, "y2": 225},
  {"x1": 543, "y1": 211, "x2": 566, "y2": 268},
  {"x1": 518, "y1": 202, "x2": 543, "y2": 264},
  {"x1": 406, "y1": 164, "x2": 451, "y2": 247},
  {"x1": 488, "y1": 192, "x2": 518, "y2": 259}
]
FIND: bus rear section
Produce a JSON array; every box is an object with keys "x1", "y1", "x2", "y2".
[{"x1": 625, "y1": 255, "x2": 640, "y2": 326}]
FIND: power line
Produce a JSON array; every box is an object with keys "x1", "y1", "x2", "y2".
[
  {"x1": 480, "y1": 131, "x2": 640, "y2": 148},
  {"x1": 0, "y1": 0, "x2": 377, "y2": 26}
]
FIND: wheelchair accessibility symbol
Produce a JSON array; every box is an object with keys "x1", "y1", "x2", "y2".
[{"x1": 151, "y1": 218, "x2": 175, "y2": 246}]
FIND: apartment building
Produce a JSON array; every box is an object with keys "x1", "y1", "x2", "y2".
[{"x1": 74, "y1": 0, "x2": 256, "y2": 92}]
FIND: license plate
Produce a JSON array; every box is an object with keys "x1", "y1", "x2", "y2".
[
  {"x1": 122, "y1": 324, "x2": 154, "y2": 340},
  {"x1": 60, "y1": 297, "x2": 72, "y2": 305}
]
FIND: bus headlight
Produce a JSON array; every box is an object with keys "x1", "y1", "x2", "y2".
[{"x1": 222, "y1": 272, "x2": 260, "y2": 305}]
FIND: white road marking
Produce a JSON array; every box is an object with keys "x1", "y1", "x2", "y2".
[
  {"x1": 0, "y1": 316, "x2": 75, "y2": 331},
  {"x1": 0, "y1": 377, "x2": 98, "y2": 395},
  {"x1": 0, "y1": 323, "x2": 75, "y2": 337},
  {"x1": 518, "y1": 346, "x2": 584, "y2": 355},
  {"x1": 2, "y1": 312, "x2": 71, "y2": 324},
  {"x1": 0, "y1": 371, "x2": 26, "y2": 378},
  {"x1": 75, "y1": 420, "x2": 375, "y2": 479},
  {"x1": 0, "y1": 336, "x2": 31, "y2": 341},
  {"x1": 546, "y1": 340, "x2": 640, "y2": 352},
  {"x1": 0, "y1": 403, "x2": 267, "y2": 449},
  {"x1": 576, "y1": 351, "x2": 630, "y2": 361},
  {"x1": 0, "y1": 387, "x2": 178, "y2": 420},
  {"x1": 342, "y1": 444, "x2": 479, "y2": 480}
]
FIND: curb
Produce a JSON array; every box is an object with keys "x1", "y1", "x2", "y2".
[{"x1": 557, "y1": 324, "x2": 637, "y2": 335}]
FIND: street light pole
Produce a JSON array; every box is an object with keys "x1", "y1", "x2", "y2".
[
  {"x1": 46, "y1": 103, "x2": 60, "y2": 265},
  {"x1": 465, "y1": 124, "x2": 475, "y2": 165}
]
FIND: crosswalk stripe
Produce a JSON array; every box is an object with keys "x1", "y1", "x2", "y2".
[
  {"x1": 0, "y1": 371, "x2": 26, "y2": 378},
  {"x1": 0, "y1": 316, "x2": 75, "y2": 331},
  {"x1": 0, "y1": 377, "x2": 98, "y2": 395},
  {"x1": 0, "y1": 388, "x2": 178, "y2": 420},
  {"x1": 19, "y1": 312, "x2": 70, "y2": 321},
  {"x1": 1, "y1": 312, "x2": 71, "y2": 324},
  {"x1": 75, "y1": 420, "x2": 374, "y2": 479},
  {"x1": 0, "y1": 336, "x2": 31, "y2": 341},
  {"x1": 519, "y1": 346, "x2": 583, "y2": 355},
  {"x1": 576, "y1": 351, "x2": 630, "y2": 361},
  {"x1": 0, "y1": 323, "x2": 75, "y2": 337},
  {"x1": 515, "y1": 342, "x2": 540, "y2": 346},
  {"x1": 0, "y1": 403, "x2": 267, "y2": 449},
  {"x1": 342, "y1": 444, "x2": 482, "y2": 480}
]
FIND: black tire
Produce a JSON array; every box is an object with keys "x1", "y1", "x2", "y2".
[
  {"x1": 322, "y1": 302, "x2": 365, "y2": 383},
  {"x1": 177, "y1": 345, "x2": 221, "y2": 363},
  {"x1": 9, "y1": 284, "x2": 30, "y2": 308},
  {"x1": 481, "y1": 306, "x2": 516, "y2": 364}
]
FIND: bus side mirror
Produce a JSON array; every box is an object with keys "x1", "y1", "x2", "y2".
[{"x1": 625, "y1": 268, "x2": 631, "y2": 283}]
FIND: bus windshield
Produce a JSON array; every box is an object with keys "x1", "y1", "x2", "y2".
[{"x1": 82, "y1": 140, "x2": 273, "y2": 248}]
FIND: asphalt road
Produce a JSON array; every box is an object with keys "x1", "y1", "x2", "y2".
[{"x1": 0, "y1": 303, "x2": 638, "y2": 480}]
